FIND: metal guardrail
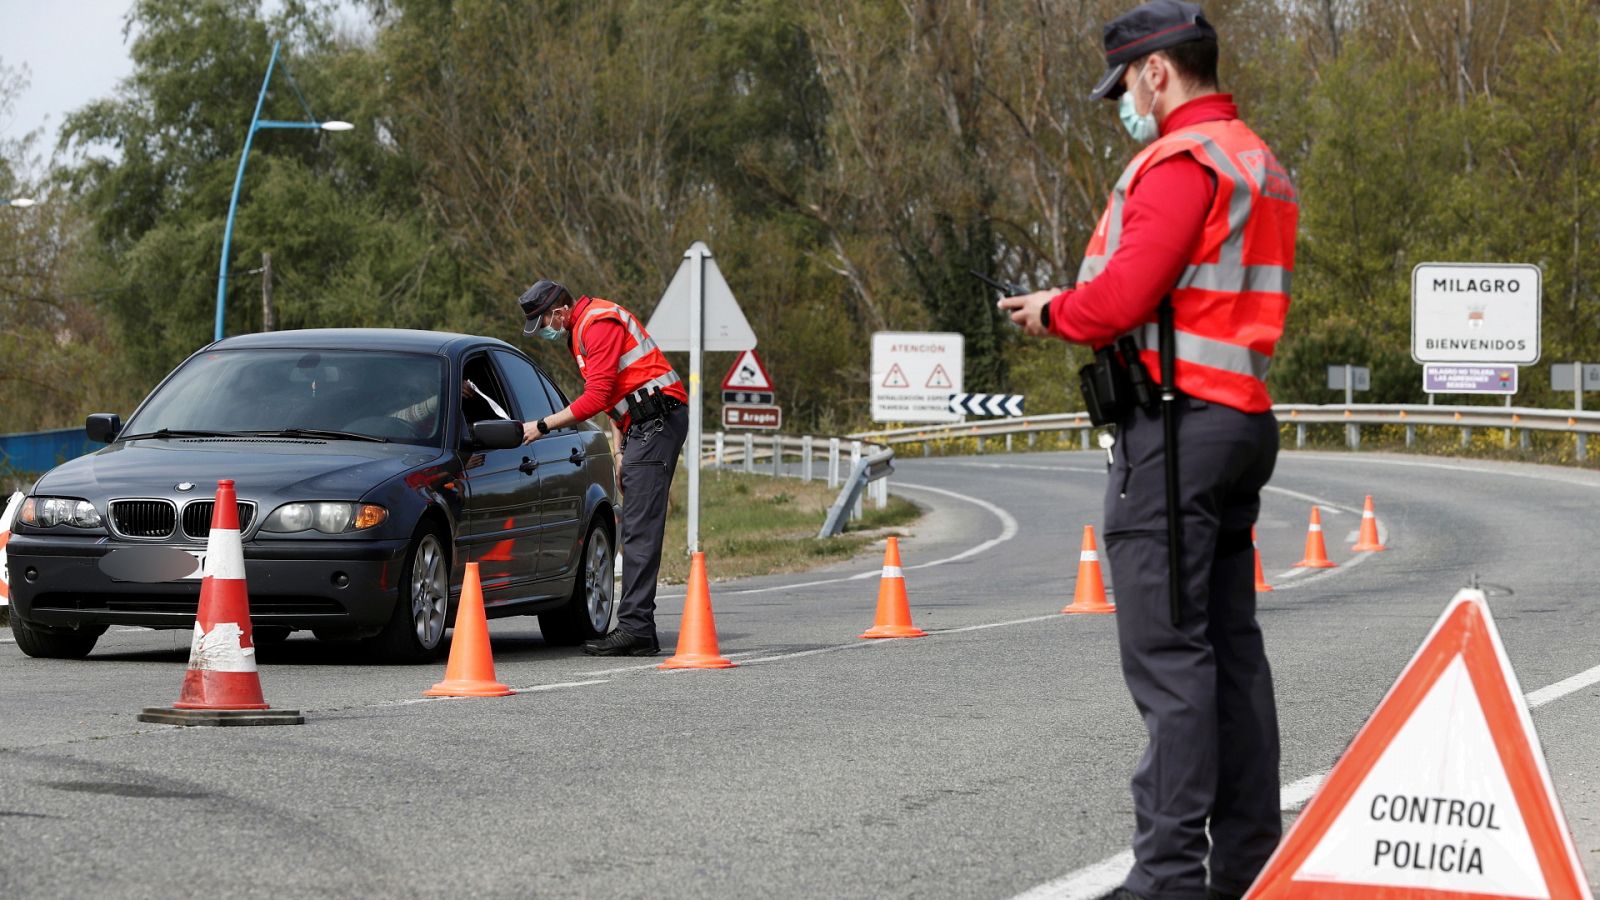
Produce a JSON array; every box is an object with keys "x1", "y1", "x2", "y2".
[
  {"x1": 850, "y1": 403, "x2": 1600, "y2": 461},
  {"x1": 697, "y1": 432, "x2": 895, "y2": 537}
]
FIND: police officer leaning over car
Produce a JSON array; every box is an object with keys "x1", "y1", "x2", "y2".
[
  {"x1": 516, "y1": 279, "x2": 689, "y2": 657},
  {"x1": 999, "y1": 2, "x2": 1299, "y2": 898}
]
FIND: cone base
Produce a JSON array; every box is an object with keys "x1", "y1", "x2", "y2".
[
  {"x1": 1255, "y1": 583, "x2": 1274, "y2": 592},
  {"x1": 1062, "y1": 603, "x2": 1115, "y2": 614},
  {"x1": 659, "y1": 654, "x2": 737, "y2": 669},
  {"x1": 860, "y1": 626, "x2": 927, "y2": 639},
  {"x1": 424, "y1": 679, "x2": 514, "y2": 698},
  {"x1": 1293, "y1": 559, "x2": 1338, "y2": 568},
  {"x1": 138, "y1": 706, "x2": 303, "y2": 726},
  {"x1": 1352, "y1": 542, "x2": 1387, "y2": 552}
]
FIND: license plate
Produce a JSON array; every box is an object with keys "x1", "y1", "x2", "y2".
[{"x1": 99, "y1": 546, "x2": 207, "y2": 583}]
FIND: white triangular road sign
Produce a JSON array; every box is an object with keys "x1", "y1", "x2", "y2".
[
  {"x1": 1246, "y1": 589, "x2": 1591, "y2": 900},
  {"x1": 723, "y1": 349, "x2": 773, "y2": 391},
  {"x1": 647, "y1": 241, "x2": 757, "y2": 352}
]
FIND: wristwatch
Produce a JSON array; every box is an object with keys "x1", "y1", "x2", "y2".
[
  {"x1": 1040, "y1": 299, "x2": 1052, "y2": 330},
  {"x1": 536, "y1": 418, "x2": 550, "y2": 435}
]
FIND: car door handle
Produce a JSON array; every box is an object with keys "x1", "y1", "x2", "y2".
[
  {"x1": 568, "y1": 448, "x2": 584, "y2": 467},
  {"x1": 519, "y1": 456, "x2": 538, "y2": 475}
]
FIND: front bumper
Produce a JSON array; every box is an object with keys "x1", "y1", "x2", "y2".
[{"x1": 7, "y1": 533, "x2": 410, "y2": 630}]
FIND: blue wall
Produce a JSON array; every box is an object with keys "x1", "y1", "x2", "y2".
[{"x1": 0, "y1": 427, "x2": 98, "y2": 476}]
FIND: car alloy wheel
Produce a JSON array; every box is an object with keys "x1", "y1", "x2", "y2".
[
  {"x1": 411, "y1": 532, "x2": 449, "y2": 649},
  {"x1": 584, "y1": 526, "x2": 615, "y2": 633}
]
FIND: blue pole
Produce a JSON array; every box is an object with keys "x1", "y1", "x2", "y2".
[{"x1": 215, "y1": 40, "x2": 282, "y2": 343}]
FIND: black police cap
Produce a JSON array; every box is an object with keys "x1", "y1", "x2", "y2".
[
  {"x1": 518, "y1": 280, "x2": 573, "y2": 334},
  {"x1": 1088, "y1": 0, "x2": 1217, "y2": 102}
]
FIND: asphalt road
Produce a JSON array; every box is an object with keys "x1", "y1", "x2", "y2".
[{"x1": 4, "y1": 449, "x2": 1600, "y2": 899}]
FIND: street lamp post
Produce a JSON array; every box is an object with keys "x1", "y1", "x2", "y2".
[{"x1": 214, "y1": 40, "x2": 352, "y2": 342}]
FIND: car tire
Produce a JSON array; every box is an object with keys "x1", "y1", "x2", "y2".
[
  {"x1": 364, "y1": 526, "x2": 451, "y2": 663},
  {"x1": 11, "y1": 612, "x2": 105, "y2": 660},
  {"x1": 538, "y1": 519, "x2": 615, "y2": 646}
]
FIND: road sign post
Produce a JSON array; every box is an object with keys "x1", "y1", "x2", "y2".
[
  {"x1": 1327, "y1": 365, "x2": 1370, "y2": 449},
  {"x1": 649, "y1": 242, "x2": 757, "y2": 554}
]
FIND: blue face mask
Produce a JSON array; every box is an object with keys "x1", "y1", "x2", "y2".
[
  {"x1": 1118, "y1": 68, "x2": 1160, "y2": 144},
  {"x1": 536, "y1": 310, "x2": 566, "y2": 341}
]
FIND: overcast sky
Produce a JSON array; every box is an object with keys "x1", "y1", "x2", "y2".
[{"x1": 0, "y1": 0, "x2": 137, "y2": 164}]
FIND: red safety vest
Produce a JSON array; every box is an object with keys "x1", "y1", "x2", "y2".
[
  {"x1": 1078, "y1": 118, "x2": 1298, "y2": 413},
  {"x1": 569, "y1": 297, "x2": 688, "y2": 427}
]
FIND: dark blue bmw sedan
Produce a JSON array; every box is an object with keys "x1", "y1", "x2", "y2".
[{"x1": 7, "y1": 329, "x2": 618, "y2": 661}]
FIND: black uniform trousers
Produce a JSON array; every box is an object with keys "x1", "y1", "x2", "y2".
[
  {"x1": 1104, "y1": 397, "x2": 1281, "y2": 900},
  {"x1": 616, "y1": 404, "x2": 689, "y2": 640}
]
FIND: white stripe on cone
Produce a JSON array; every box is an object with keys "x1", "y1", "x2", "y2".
[
  {"x1": 203, "y1": 527, "x2": 246, "y2": 580},
  {"x1": 882, "y1": 565, "x2": 904, "y2": 579},
  {"x1": 1080, "y1": 551, "x2": 1098, "y2": 562},
  {"x1": 188, "y1": 622, "x2": 257, "y2": 672},
  {"x1": 1309, "y1": 524, "x2": 1323, "y2": 532}
]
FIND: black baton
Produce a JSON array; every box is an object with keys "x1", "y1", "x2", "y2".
[{"x1": 1159, "y1": 298, "x2": 1182, "y2": 628}]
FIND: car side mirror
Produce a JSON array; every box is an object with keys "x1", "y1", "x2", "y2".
[
  {"x1": 86, "y1": 413, "x2": 122, "y2": 444},
  {"x1": 469, "y1": 419, "x2": 523, "y2": 450}
]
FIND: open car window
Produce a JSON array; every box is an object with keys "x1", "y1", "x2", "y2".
[
  {"x1": 122, "y1": 349, "x2": 447, "y2": 446},
  {"x1": 460, "y1": 353, "x2": 515, "y2": 430}
]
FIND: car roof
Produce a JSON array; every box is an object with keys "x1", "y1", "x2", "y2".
[{"x1": 210, "y1": 328, "x2": 518, "y2": 357}]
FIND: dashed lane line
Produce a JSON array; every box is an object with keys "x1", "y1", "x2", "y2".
[{"x1": 1009, "y1": 658, "x2": 1600, "y2": 900}]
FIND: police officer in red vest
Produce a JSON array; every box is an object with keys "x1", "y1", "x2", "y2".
[
  {"x1": 517, "y1": 280, "x2": 689, "y2": 656},
  {"x1": 1000, "y1": 3, "x2": 1298, "y2": 898}
]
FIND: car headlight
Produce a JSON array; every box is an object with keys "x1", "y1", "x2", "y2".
[
  {"x1": 19, "y1": 496, "x2": 103, "y2": 529},
  {"x1": 260, "y1": 502, "x2": 388, "y2": 534}
]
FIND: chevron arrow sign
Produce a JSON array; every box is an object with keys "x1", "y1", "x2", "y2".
[{"x1": 947, "y1": 393, "x2": 1024, "y2": 417}]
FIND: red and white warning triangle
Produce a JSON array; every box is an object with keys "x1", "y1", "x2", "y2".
[{"x1": 1247, "y1": 588, "x2": 1591, "y2": 900}]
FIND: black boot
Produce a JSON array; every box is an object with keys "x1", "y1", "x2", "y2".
[{"x1": 583, "y1": 630, "x2": 660, "y2": 657}]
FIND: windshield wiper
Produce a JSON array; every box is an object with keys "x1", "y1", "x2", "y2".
[
  {"x1": 120, "y1": 428, "x2": 252, "y2": 440},
  {"x1": 252, "y1": 428, "x2": 390, "y2": 443}
]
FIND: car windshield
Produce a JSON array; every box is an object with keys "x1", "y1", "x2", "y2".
[{"x1": 123, "y1": 349, "x2": 448, "y2": 446}]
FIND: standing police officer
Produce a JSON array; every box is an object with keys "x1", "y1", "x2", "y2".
[
  {"x1": 516, "y1": 280, "x2": 689, "y2": 657},
  {"x1": 1000, "y1": 3, "x2": 1298, "y2": 898}
]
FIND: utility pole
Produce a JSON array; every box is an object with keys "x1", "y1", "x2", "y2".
[{"x1": 261, "y1": 251, "x2": 275, "y2": 332}]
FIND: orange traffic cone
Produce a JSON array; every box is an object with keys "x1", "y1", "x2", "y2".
[
  {"x1": 1293, "y1": 506, "x2": 1338, "y2": 569},
  {"x1": 480, "y1": 517, "x2": 514, "y2": 563},
  {"x1": 861, "y1": 537, "x2": 927, "y2": 638},
  {"x1": 138, "y1": 480, "x2": 303, "y2": 726},
  {"x1": 1253, "y1": 526, "x2": 1273, "y2": 592},
  {"x1": 425, "y1": 563, "x2": 513, "y2": 697},
  {"x1": 661, "y1": 552, "x2": 736, "y2": 668},
  {"x1": 1352, "y1": 495, "x2": 1387, "y2": 552},
  {"x1": 1062, "y1": 525, "x2": 1114, "y2": 614}
]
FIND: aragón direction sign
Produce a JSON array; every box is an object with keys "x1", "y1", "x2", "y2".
[{"x1": 1412, "y1": 263, "x2": 1541, "y2": 365}]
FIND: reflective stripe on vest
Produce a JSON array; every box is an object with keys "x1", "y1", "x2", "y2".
[
  {"x1": 1076, "y1": 119, "x2": 1297, "y2": 412},
  {"x1": 570, "y1": 297, "x2": 687, "y2": 424}
]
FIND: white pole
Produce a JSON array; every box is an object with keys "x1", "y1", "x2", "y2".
[
  {"x1": 715, "y1": 431, "x2": 725, "y2": 467},
  {"x1": 850, "y1": 441, "x2": 863, "y2": 519},
  {"x1": 802, "y1": 435, "x2": 814, "y2": 482},
  {"x1": 686, "y1": 246, "x2": 705, "y2": 554},
  {"x1": 828, "y1": 438, "x2": 840, "y2": 488},
  {"x1": 1576, "y1": 361, "x2": 1586, "y2": 462}
]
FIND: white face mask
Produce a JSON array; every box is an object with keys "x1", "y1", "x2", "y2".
[{"x1": 1118, "y1": 62, "x2": 1160, "y2": 144}]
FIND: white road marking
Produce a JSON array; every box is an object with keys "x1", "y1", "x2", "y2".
[
  {"x1": 1261, "y1": 484, "x2": 1356, "y2": 515},
  {"x1": 710, "y1": 481, "x2": 1020, "y2": 597},
  {"x1": 333, "y1": 679, "x2": 612, "y2": 709},
  {"x1": 1009, "y1": 661, "x2": 1600, "y2": 900}
]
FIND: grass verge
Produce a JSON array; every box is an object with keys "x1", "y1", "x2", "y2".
[{"x1": 657, "y1": 467, "x2": 920, "y2": 585}]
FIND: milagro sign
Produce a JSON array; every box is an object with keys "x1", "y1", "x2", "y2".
[{"x1": 1412, "y1": 262, "x2": 1541, "y2": 365}]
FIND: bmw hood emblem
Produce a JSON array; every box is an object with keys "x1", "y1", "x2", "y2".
[{"x1": 176, "y1": 482, "x2": 195, "y2": 492}]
